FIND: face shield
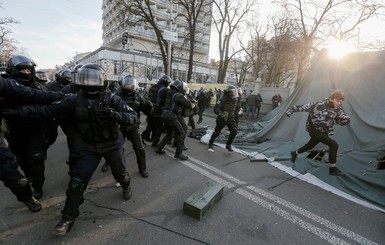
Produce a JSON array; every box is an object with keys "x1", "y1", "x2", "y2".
[{"x1": 76, "y1": 67, "x2": 105, "y2": 87}]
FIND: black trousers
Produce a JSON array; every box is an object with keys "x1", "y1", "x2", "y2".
[
  {"x1": 157, "y1": 116, "x2": 187, "y2": 156},
  {"x1": 297, "y1": 124, "x2": 338, "y2": 163},
  {"x1": 7, "y1": 128, "x2": 46, "y2": 189},
  {"x1": 123, "y1": 129, "x2": 146, "y2": 172},
  {"x1": 0, "y1": 147, "x2": 32, "y2": 202},
  {"x1": 209, "y1": 116, "x2": 237, "y2": 146}
]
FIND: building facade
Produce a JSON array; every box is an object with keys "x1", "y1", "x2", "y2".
[{"x1": 76, "y1": 0, "x2": 212, "y2": 85}]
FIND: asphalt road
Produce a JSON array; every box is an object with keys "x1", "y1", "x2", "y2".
[{"x1": 1, "y1": 109, "x2": 384, "y2": 245}]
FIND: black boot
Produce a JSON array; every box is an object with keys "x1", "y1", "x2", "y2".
[
  {"x1": 53, "y1": 216, "x2": 75, "y2": 236},
  {"x1": 33, "y1": 187, "x2": 43, "y2": 199},
  {"x1": 22, "y1": 197, "x2": 42, "y2": 212},
  {"x1": 123, "y1": 186, "x2": 132, "y2": 200},
  {"x1": 140, "y1": 170, "x2": 149, "y2": 178},
  {"x1": 226, "y1": 144, "x2": 234, "y2": 152},
  {"x1": 174, "y1": 153, "x2": 188, "y2": 161},
  {"x1": 329, "y1": 167, "x2": 344, "y2": 176}
]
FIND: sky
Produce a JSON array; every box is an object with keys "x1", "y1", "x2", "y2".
[
  {"x1": 1, "y1": 0, "x2": 104, "y2": 69},
  {"x1": 1, "y1": 0, "x2": 384, "y2": 69}
]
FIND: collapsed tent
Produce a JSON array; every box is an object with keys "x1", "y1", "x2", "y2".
[{"x1": 217, "y1": 50, "x2": 385, "y2": 211}]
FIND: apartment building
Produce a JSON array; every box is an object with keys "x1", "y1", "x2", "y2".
[{"x1": 78, "y1": 0, "x2": 216, "y2": 85}]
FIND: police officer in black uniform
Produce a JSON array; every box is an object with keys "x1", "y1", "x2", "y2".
[
  {"x1": 4, "y1": 55, "x2": 50, "y2": 199},
  {"x1": 142, "y1": 75, "x2": 171, "y2": 147},
  {"x1": 35, "y1": 70, "x2": 49, "y2": 85},
  {"x1": 12, "y1": 63, "x2": 138, "y2": 236},
  {"x1": 0, "y1": 67, "x2": 63, "y2": 212},
  {"x1": 208, "y1": 85, "x2": 239, "y2": 152},
  {"x1": 155, "y1": 80, "x2": 196, "y2": 160},
  {"x1": 103, "y1": 75, "x2": 153, "y2": 178}
]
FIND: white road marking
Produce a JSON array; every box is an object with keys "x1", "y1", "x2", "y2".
[{"x1": 166, "y1": 150, "x2": 379, "y2": 245}]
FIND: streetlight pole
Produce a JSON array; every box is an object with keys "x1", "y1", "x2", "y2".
[{"x1": 167, "y1": 0, "x2": 173, "y2": 76}]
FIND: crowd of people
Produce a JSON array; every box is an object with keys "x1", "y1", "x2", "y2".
[{"x1": 0, "y1": 54, "x2": 350, "y2": 237}]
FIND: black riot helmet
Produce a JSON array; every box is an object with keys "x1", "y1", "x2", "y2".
[
  {"x1": 60, "y1": 69, "x2": 72, "y2": 86},
  {"x1": 71, "y1": 64, "x2": 83, "y2": 84},
  {"x1": 170, "y1": 80, "x2": 189, "y2": 95},
  {"x1": 6, "y1": 54, "x2": 36, "y2": 85},
  {"x1": 121, "y1": 75, "x2": 138, "y2": 94},
  {"x1": 224, "y1": 85, "x2": 239, "y2": 99},
  {"x1": 35, "y1": 70, "x2": 48, "y2": 84},
  {"x1": 158, "y1": 75, "x2": 172, "y2": 87},
  {"x1": 75, "y1": 63, "x2": 107, "y2": 95}
]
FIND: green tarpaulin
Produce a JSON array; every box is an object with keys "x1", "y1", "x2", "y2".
[{"x1": 217, "y1": 50, "x2": 385, "y2": 212}]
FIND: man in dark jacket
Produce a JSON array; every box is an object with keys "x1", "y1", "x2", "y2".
[
  {"x1": 208, "y1": 85, "x2": 239, "y2": 152},
  {"x1": 196, "y1": 89, "x2": 210, "y2": 124},
  {"x1": 141, "y1": 75, "x2": 171, "y2": 147},
  {"x1": 286, "y1": 89, "x2": 350, "y2": 176},
  {"x1": 104, "y1": 75, "x2": 153, "y2": 178},
  {"x1": 155, "y1": 80, "x2": 196, "y2": 160},
  {"x1": 0, "y1": 57, "x2": 63, "y2": 212},
  {"x1": 4, "y1": 55, "x2": 52, "y2": 199},
  {"x1": 12, "y1": 64, "x2": 138, "y2": 236}
]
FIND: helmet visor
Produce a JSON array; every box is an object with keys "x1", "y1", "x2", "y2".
[{"x1": 76, "y1": 68, "x2": 105, "y2": 86}]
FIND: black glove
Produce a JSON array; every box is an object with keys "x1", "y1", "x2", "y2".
[
  {"x1": 109, "y1": 109, "x2": 124, "y2": 124},
  {"x1": 219, "y1": 111, "x2": 229, "y2": 121}
]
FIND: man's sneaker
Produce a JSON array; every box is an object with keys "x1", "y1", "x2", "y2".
[
  {"x1": 290, "y1": 151, "x2": 298, "y2": 163},
  {"x1": 174, "y1": 154, "x2": 188, "y2": 161},
  {"x1": 155, "y1": 149, "x2": 165, "y2": 154},
  {"x1": 226, "y1": 145, "x2": 234, "y2": 152},
  {"x1": 123, "y1": 187, "x2": 132, "y2": 200},
  {"x1": 53, "y1": 216, "x2": 75, "y2": 236},
  {"x1": 33, "y1": 187, "x2": 43, "y2": 199},
  {"x1": 101, "y1": 162, "x2": 109, "y2": 172},
  {"x1": 329, "y1": 167, "x2": 344, "y2": 176},
  {"x1": 208, "y1": 145, "x2": 214, "y2": 152},
  {"x1": 22, "y1": 197, "x2": 42, "y2": 212},
  {"x1": 140, "y1": 170, "x2": 149, "y2": 178}
]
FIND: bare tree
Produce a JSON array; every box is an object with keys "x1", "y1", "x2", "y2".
[
  {"x1": 280, "y1": 0, "x2": 384, "y2": 84},
  {"x1": 175, "y1": 0, "x2": 212, "y2": 82},
  {"x1": 212, "y1": 0, "x2": 255, "y2": 84},
  {"x1": 240, "y1": 21, "x2": 270, "y2": 82},
  {"x1": 232, "y1": 53, "x2": 253, "y2": 87},
  {"x1": 117, "y1": 0, "x2": 171, "y2": 75},
  {"x1": 0, "y1": 6, "x2": 19, "y2": 65}
]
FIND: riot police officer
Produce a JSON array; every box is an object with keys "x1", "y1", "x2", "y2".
[
  {"x1": 155, "y1": 80, "x2": 196, "y2": 160},
  {"x1": 103, "y1": 75, "x2": 153, "y2": 178},
  {"x1": 0, "y1": 71, "x2": 63, "y2": 212},
  {"x1": 142, "y1": 75, "x2": 171, "y2": 147},
  {"x1": 35, "y1": 70, "x2": 49, "y2": 85},
  {"x1": 4, "y1": 54, "x2": 49, "y2": 199},
  {"x1": 13, "y1": 63, "x2": 138, "y2": 236},
  {"x1": 208, "y1": 85, "x2": 239, "y2": 152}
]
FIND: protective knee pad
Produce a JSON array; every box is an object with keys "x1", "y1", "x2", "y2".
[
  {"x1": 62, "y1": 178, "x2": 87, "y2": 218},
  {"x1": 9, "y1": 177, "x2": 33, "y2": 202},
  {"x1": 67, "y1": 177, "x2": 87, "y2": 195}
]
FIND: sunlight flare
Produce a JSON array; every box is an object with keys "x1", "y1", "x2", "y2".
[{"x1": 327, "y1": 38, "x2": 356, "y2": 59}]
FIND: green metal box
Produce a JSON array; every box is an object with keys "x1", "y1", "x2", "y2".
[{"x1": 183, "y1": 181, "x2": 224, "y2": 220}]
